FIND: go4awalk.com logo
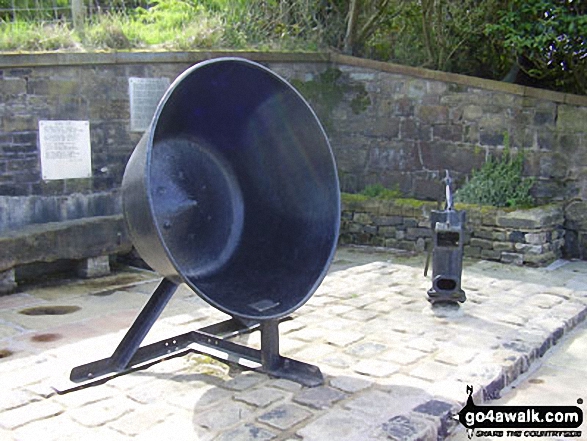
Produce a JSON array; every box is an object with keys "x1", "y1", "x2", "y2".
[{"x1": 454, "y1": 386, "x2": 583, "y2": 438}]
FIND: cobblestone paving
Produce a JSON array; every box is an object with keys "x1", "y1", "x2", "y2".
[{"x1": 0, "y1": 246, "x2": 586, "y2": 440}]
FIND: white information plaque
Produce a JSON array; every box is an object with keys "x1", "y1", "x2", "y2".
[
  {"x1": 129, "y1": 77, "x2": 170, "y2": 132},
  {"x1": 38, "y1": 120, "x2": 92, "y2": 181}
]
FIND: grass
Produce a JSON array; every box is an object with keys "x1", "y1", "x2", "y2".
[
  {"x1": 341, "y1": 193, "x2": 370, "y2": 204},
  {"x1": 360, "y1": 184, "x2": 402, "y2": 200},
  {"x1": 0, "y1": 21, "x2": 80, "y2": 52},
  {"x1": 341, "y1": 192, "x2": 436, "y2": 209},
  {"x1": 79, "y1": 11, "x2": 224, "y2": 50},
  {"x1": 0, "y1": 4, "x2": 322, "y2": 53},
  {"x1": 341, "y1": 191, "x2": 545, "y2": 213}
]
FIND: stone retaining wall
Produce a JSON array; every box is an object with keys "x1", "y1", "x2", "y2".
[
  {"x1": 0, "y1": 51, "x2": 586, "y2": 259},
  {"x1": 340, "y1": 196, "x2": 565, "y2": 266}
]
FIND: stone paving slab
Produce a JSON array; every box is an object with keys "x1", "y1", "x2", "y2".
[{"x1": 0, "y1": 246, "x2": 586, "y2": 440}]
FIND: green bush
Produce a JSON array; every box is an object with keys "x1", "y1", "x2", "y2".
[
  {"x1": 486, "y1": 0, "x2": 587, "y2": 94},
  {"x1": 455, "y1": 137, "x2": 534, "y2": 208}
]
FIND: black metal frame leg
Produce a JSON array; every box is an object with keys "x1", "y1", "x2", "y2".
[
  {"x1": 259, "y1": 319, "x2": 323, "y2": 387},
  {"x1": 70, "y1": 278, "x2": 177, "y2": 382}
]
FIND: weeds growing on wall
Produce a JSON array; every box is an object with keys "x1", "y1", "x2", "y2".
[
  {"x1": 455, "y1": 134, "x2": 535, "y2": 208},
  {"x1": 360, "y1": 184, "x2": 402, "y2": 200}
]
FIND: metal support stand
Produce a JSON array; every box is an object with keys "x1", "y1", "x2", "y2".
[
  {"x1": 110, "y1": 278, "x2": 177, "y2": 371},
  {"x1": 259, "y1": 319, "x2": 323, "y2": 385},
  {"x1": 58, "y1": 279, "x2": 323, "y2": 394}
]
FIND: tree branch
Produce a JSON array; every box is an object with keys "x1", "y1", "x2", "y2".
[
  {"x1": 343, "y1": 0, "x2": 361, "y2": 54},
  {"x1": 356, "y1": 0, "x2": 392, "y2": 44}
]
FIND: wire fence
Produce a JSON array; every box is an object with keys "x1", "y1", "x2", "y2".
[{"x1": 0, "y1": 1, "x2": 149, "y2": 22}]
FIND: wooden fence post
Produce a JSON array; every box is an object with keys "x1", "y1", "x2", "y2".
[{"x1": 71, "y1": 0, "x2": 85, "y2": 33}]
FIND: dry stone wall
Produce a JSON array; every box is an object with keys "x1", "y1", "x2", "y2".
[{"x1": 340, "y1": 196, "x2": 565, "y2": 266}]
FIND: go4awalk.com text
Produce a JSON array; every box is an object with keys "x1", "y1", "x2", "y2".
[{"x1": 454, "y1": 386, "x2": 583, "y2": 438}]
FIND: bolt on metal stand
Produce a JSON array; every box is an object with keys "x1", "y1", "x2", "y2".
[{"x1": 57, "y1": 278, "x2": 323, "y2": 394}]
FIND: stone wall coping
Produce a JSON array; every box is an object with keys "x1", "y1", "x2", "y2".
[
  {"x1": 331, "y1": 54, "x2": 587, "y2": 106},
  {"x1": 0, "y1": 50, "x2": 330, "y2": 68},
  {"x1": 1, "y1": 50, "x2": 585, "y2": 106},
  {"x1": 342, "y1": 194, "x2": 565, "y2": 227}
]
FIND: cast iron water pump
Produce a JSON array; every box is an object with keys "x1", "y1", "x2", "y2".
[{"x1": 427, "y1": 171, "x2": 466, "y2": 304}]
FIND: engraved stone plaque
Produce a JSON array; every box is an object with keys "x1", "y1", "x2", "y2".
[
  {"x1": 38, "y1": 120, "x2": 92, "y2": 181},
  {"x1": 129, "y1": 77, "x2": 170, "y2": 132}
]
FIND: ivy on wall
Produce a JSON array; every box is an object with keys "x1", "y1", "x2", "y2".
[{"x1": 291, "y1": 68, "x2": 371, "y2": 130}]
